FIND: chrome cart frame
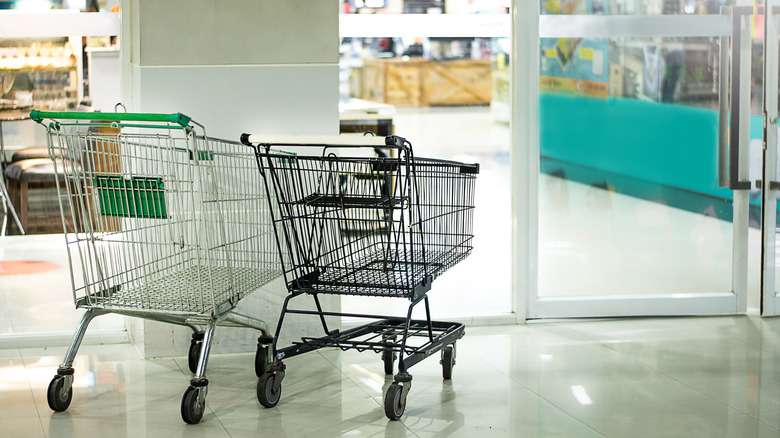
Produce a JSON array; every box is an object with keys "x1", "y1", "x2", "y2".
[{"x1": 32, "y1": 110, "x2": 280, "y2": 424}]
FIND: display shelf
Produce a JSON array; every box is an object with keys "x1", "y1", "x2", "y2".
[
  {"x1": 361, "y1": 57, "x2": 491, "y2": 107},
  {"x1": 1, "y1": 40, "x2": 79, "y2": 111}
]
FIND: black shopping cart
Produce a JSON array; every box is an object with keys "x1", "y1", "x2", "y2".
[{"x1": 241, "y1": 133, "x2": 478, "y2": 419}]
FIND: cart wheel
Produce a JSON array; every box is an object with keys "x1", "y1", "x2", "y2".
[
  {"x1": 381, "y1": 334, "x2": 396, "y2": 375},
  {"x1": 47, "y1": 375, "x2": 73, "y2": 412},
  {"x1": 382, "y1": 348, "x2": 395, "y2": 375},
  {"x1": 181, "y1": 386, "x2": 205, "y2": 424},
  {"x1": 441, "y1": 345, "x2": 454, "y2": 380},
  {"x1": 188, "y1": 339, "x2": 202, "y2": 374},
  {"x1": 255, "y1": 344, "x2": 270, "y2": 378},
  {"x1": 384, "y1": 382, "x2": 406, "y2": 420},
  {"x1": 257, "y1": 372, "x2": 282, "y2": 408}
]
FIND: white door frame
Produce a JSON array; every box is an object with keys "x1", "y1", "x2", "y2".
[
  {"x1": 515, "y1": 7, "x2": 752, "y2": 319},
  {"x1": 761, "y1": 3, "x2": 780, "y2": 316}
]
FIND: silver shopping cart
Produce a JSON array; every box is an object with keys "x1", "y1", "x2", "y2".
[
  {"x1": 31, "y1": 110, "x2": 280, "y2": 424},
  {"x1": 242, "y1": 133, "x2": 478, "y2": 420}
]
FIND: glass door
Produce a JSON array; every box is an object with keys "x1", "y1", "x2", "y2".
[
  {"x1": 530, "y1": 4, "x2": 753, "y2": 318},
  {"x1": 761, "y1": 1, "x2": 780, "y2": 316},
  {"x1": 339, "y1": 8, "x2": 514, "y2": 324}
]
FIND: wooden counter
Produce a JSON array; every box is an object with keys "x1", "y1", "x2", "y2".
[{"x1": 361, "y1": 58, "x2": 492, "y2": 107}]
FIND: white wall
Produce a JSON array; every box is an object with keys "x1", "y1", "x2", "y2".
[{"x1": 121, "y1": 0, "x2": 341, "y2": 358}]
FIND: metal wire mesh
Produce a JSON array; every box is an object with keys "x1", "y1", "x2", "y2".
[
  {"x1": 256, "y1": 144, "x2": 477, "y2": 299},
  {"x1": 47, "y1": 126, "x2": 279, "y2": 317}
]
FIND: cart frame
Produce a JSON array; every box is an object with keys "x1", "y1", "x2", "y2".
[
  {"x1": 32, "y1": 110, "x2": 280, "y2": 424},
  {"x1": 242, "y1": 133, "x2": 477, "y2": 419}
]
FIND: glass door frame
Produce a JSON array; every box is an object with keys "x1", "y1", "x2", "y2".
[
  {"x1": 761, "y1": 2, "x2": 780, "y2": 316},
  {"x1": 514, "y1": 3, "x2": 751, "y2": 319}
]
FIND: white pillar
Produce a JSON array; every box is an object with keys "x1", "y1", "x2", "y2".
[
  {"x1": 511, "y1": 1, "x2": 539, "y2": 322},
  {"x1": 120, "y1": 0, "x2": 340, "y2": 357}
]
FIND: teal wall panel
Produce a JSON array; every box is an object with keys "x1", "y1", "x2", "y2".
[{"x1": 540, "y1": 94, "x2": 762, "y2": 206}]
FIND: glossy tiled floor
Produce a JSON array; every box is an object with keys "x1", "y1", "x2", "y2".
[
  {"x1": 4, "y1": 316, "x2": 780, "y2": 437},
  {"x1": 4, "y1": 107, "x2": 780, "y2": 437}
]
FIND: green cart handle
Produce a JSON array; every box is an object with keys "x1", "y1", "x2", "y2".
[{"x1": 30, "y1": 110, "x2": 192, "y2": 128}]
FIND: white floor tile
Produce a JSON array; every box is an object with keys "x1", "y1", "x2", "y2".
[{"x1": 2, "y1": 317, "x2": 780, "y2": 436}]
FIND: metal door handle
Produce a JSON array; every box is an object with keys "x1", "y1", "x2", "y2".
[
  {"x1": 728, "y1": 6, "x2": 754, "y2": 190},
  {"x1": 718, "y1": 8, "x2": 729, "y2": 188}
]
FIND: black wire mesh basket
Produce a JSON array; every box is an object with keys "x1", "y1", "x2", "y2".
[{"x1": 251, "y1": 135, "x2": 478, "y2": 300}]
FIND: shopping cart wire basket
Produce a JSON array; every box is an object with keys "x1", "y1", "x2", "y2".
[
  {"x1": 31, "y1": 110, "x2": 280, "y2": 424},
  {"x1": 242, "y1": 133, "x2": 478, "y2": 420}
]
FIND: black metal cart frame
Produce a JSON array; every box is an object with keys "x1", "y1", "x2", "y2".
[{"x1": 242, "y1": 133, "x2": 478, "y2": 420}]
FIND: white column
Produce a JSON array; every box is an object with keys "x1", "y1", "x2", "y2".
[
  {"x1": 511, "y1": 1, "x2": 539, "y2": 322},
  {"x1": 120, "y1": 0, "x2": 340, "y2": 357}
]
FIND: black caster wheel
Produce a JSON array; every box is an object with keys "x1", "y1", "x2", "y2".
[
  {"x1": 441, "y1": 344, "x2": 454, "y2": 380},
  {"x1": 384, "y1": 382, "x2": 406, "y2": 420},
  {"x1": 382, "y1": 348, "x2": 396, "y2": 375},
  {"x1": 47, "y1": 375, "x2": 73, "y2": 412},
  {"x1": 188, "y1": 334, "x2": 204, "y2": 374},
  {"x1": 181, "y1": 386, "x2": 205, "y2": 424},
  {"x1": 255, "y1": 344, "x2": 270, "y2": 378},
  {"x1": 381, "y1": 334, "x2": 396, "y2": 375},
  {"x1": 257, "y1": 372, "x2": 282, "y2": 408}
]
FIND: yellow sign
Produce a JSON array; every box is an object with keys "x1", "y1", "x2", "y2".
[
  {"x1": 540, "y1": 76, "x2": 608, "y2": 99},
  {"x1": 579, "y1": 48, "x2": 594, "y2": 61}
]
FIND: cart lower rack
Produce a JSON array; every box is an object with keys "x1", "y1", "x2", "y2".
[
  {"x1": 243, "y1": 133, "x2": 478, "y2": 419},
  {"x1": 32, "y1": 111, "x2": 280, "y2": 424}
]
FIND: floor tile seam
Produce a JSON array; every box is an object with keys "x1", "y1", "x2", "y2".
[
  {"x1": 568, "y1": 327, "x2": 780, "y2": 419},
  {"x1": 703, "y1": 396, "x2": 780, "y2": 431},
  {"x1": 652, "y1": 374, "x2": 774, "y2": 425},
  {"x1": 524, "y1": 383, "x2": 773, "y2": 438},
  {"x1": 18, "y1": 348, "x2": 49, "y2": 438},
  {"x1": 472, "y1": 355, "x2": 607, "y2": 438},
  {"x1": 545, "y1": 324, "x2": 683, "y2": 378},
  {"x1": 315, "y1": 349, "x2": 383, "y2": 400},
  {"x1": 689, "y1": 316, "x2": 780, "y2": 353},
  {"x1": 313, "y1": 350, "x2": 426, "y2": 437},
  {"x1": 158, "y1": 355, "x2": 234, "y2": 431},
  {"x1": 211, "y1": 405, "x2": 234, "y2": 437},
  {"x1": 535, "y1": 325, "x2": 771, "y2": 422},
  {"x1": 564, "y1": 324, "x2": 698, "y2": 380},
  {"x1": 518, "y1": 387, "x2": 608, "y2": 438},
  {"x1": 755, "y1": 416, "x2": 780, "y2": 432}
]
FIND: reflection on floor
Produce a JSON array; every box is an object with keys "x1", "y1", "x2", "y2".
[
  {"x1": 4, "y1": 316, "x2": 780, "y2": 437},
  {"x1": 0, "y1": 234, "x2": 125, "y2": 337}
]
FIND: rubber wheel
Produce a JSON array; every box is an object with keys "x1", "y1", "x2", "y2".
[
  {"x1": 384, "y1": 382, "x2": 405, "y2": 420},
  {"x1": 382, "y1": 348, "x2": 395, "y2": 375},
  {"x1": 188, "y1": 339, "x2": 202, "y2": 374},
  {"x1": 442, "y1": 345, "x2": 454, "y2": 380},
  {"x1": 47, "y1": 375, "x2": 73, "y2": 412},
  {"x1": 180, "y1": 386, "x2": 205, "y2": 424},
  {"x1": 255, "y1": 344, "x2": 270, "y2": 378},
  {"x1": 257, "y1": 373, "x2": 281, "y2": 408}
]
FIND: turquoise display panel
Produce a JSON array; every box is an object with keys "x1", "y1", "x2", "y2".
[{"x1": 540, "y1": 94, "x2": 764, "y2": 213}]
